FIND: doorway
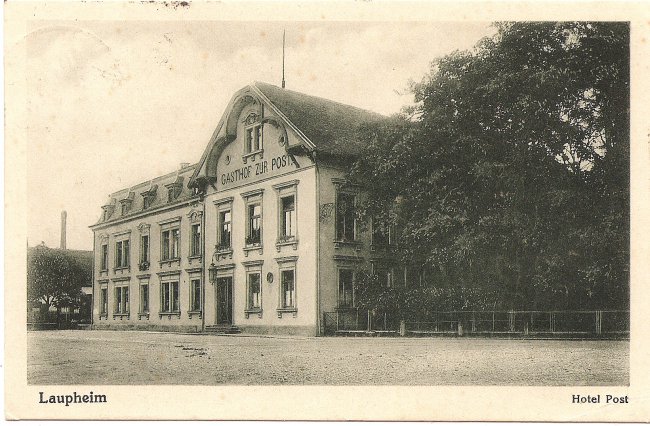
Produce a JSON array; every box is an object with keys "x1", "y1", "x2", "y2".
[{"x1": 216, "y1": 276, "x2": 233, "y2": 325}]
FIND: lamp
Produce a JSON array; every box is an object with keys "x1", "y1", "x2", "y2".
[{"x1": 208, "y1": 262, "x2": 217, "y2": 284}]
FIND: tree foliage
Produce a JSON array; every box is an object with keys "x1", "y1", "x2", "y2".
[
  {"x1": 349, "y1": 22, "x2": 629, "y2": 311},
  {"x1": 27, "y1": 245, "x2": 92, "y2": 311}
]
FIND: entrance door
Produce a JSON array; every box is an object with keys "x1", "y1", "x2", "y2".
[{"x1": 216, "y1": 277, "x2": 233, "y2": 325}]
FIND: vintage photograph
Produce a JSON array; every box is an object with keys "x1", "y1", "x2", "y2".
[{"x1": 6, "y1": 1, "x2": 644, "y2": 421}]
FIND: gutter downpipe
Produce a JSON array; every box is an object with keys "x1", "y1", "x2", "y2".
[
  {"x1": 314, "y1": 150, "x2": 321, "y2": 336},
  {"x1": 200, "y1": 196, "x2": 206, "y2": 333},
  {"x1": 91, "y1": 231, "x2": 95, "y2": 329}
]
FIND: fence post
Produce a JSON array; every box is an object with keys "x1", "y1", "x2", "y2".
[
  {"x1": 399, "y1": 320, "x2": 406, "y2": 336},
  {"x1": 596, "y1": 311, "x2": 602, "y2": 335},
  {"x1": 367, "y1": 310, "x2": 371, "y2": 332}
]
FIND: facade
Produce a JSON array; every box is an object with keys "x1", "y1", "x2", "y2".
[{"x1": 91, "y1": 82, "x2": 393, "y2": 335}]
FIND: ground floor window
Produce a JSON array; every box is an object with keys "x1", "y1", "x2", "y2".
[
  {"x1": 338, "y1": 269, "x2": 354, "y2": 308},
  {"x1": 161, "y1": 281, "x2": 180, "y2": 313},
  {"x1": 100, "y1": 287, "x2": 108, "y2": 315},
  {"x1": 247, "y1": 273, "x2": 261, "y2": 310},
  {"x1": 281, "y1": 269, "x2": 295, "y2": 309},
  {"x1": 140, "y1": 283, "x2": 149, "y2": 313},
  {"x1": 190, "y1": 279, "x2": 201, "y2": 312},
  {"x1": 114, "y1": 285, "x2": 129, "y2": 314}
]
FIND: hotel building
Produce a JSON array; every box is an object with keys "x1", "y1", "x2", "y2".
[{"x1": 90, "y1": 82, "x2": 392, "y2": 335}]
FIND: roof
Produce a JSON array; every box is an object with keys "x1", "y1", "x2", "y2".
[
  {"x1": 253, "y1": 82, "x2": 388, "y2": 157},
  {"x1": 94, "y1": 163, "x2": 198, "y2": 226}
]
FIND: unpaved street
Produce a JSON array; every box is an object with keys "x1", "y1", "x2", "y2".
[{"x1": 27, "y1": 330, "x2": 628, "y2": 385}]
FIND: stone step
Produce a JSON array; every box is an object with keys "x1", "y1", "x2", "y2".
[{"x1": 205, "y1": 324, "x2": 241, "y2": 334}]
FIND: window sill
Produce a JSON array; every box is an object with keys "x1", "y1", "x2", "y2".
[
  {"x1": 188, "y1": 254, "x2": 202, "y2": 260},
  {"x1": 242, "y1": 149, "x2": 264, "y2": 164},
  {"x1": 243, "y1": 244, "x2": 263, "y2": 257},
  {"x1": 138, "y1": 312, "x2": 150, "y2": 320},
  {"x1": 113, "y1": 266, "x2": 131, "y2": 273},
  {"x1": 159, "y1": 258, "x2": 181, "y2": 267},
  {"x1": 113, "y1": 312, "x2": 130, "y2": 320},
  {"x1": 334, "y1": 240, "x2": 362, "y2": 250},
  {"x1": 187, "y1": 310, "x2": 202, "y2": 319},
  {"x1": 99, "y1": 313, "x2": 108, "y2": 320},
  {"x1": 277, "y1": 308, "x2": 297, "y2": 318},
  {"x1": 215, "y1": 247, "x2": 233, "y2": 260},
  {"x1": 276, "y1": 238, "x2": 298, "y2": 252},
  {"x1": 159, "y1": 311, "x2": 181, "y2": 319},
  {"x1": 244, "y1": 309, "x2": 263, "y2": 319},
  {"x1": 370, "y1": 244, "x2": 394, "y2": 252}
]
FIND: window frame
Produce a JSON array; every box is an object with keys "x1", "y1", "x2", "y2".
[
  {"x1": 114, "y1": 238, "x2": 130, "y2": 270},
  {"x1": 189, "y1": 277, "x2": 202, "y2": 316},
  {"x1": 335, "y1": 191, "x2": 357, "y2": 243},
  {"x1": 99, "y1": 282, "x2": 109, "y2": 318},
  {"x1": 139, "y1": 280, "x2": 150, "y2": 318},
  {"x1": 190, "y1": 223, "x2": 202, "y2": 257},
  {"x1": 159, "y1": 279, "x2": 180, "y2": 316},
  {"x1": 273, "y1": 180, "x2": 300, "y2": 250},
  {"x1": 100, "y1": 243, "x2": 109, "y2": 272},
  {"x1": 159, "y1": 218, "x2": 181, "y2": 263},
  {"x1": 241, "y1": 189, "x2": 264, "y2": 254},
  {"x1": 337, "y1": 268, "x2": 355, "y2": 309},
  {"x1": 214, "y1": 197, "x2": 234, "y2": 255},
  {"x1": 242, "y1": 260, "x2": 263, "y2": 318},
  {"x1": 113, "y1": 283, "x2": 130, "y2": 316}
]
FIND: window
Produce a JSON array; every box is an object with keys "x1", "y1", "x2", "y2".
[
  {"x1": 100, "y1": 244, "x2": 108, "y2": 271},
  {"x1": 338, "y1": 269, "x2": 354, "y2": 308},
  {"x1": 281, "y1": 269, "x2": 295, "y2": 309},
  {"x1": 336, "y1": 193, "x2": 356, "y2": 241},
  {"x1": 115, "y1": 240, "x2": 130, "y2": 268},
  {"x1": 140, "y1": 235, "x2": 149, "y2": 264},
  {"x1": 281, "y1": 196, "x2": 295, "y2": 239},
  {"x1": 161, "y1": 281, "x2": 180, "y2": 313},
  {"x1": 190, "y1": 224, "x2": 201, "y2": 256},
  {"x1": 114, "y1": 285, "x2": 129, "y2": 314},
  {"x1": 247, "y1": 203, "x2": 261, "y2": 245},
  {"x1": 245, "y1": 124, "x2": 263, "y2": 153},
  {"x1": 143, "y1": 196, "x2": 151, "y2": 209},
  {"x1": 140, "y1": 283, "x2": 149, "y2": 313},
  {"x1": 190, "y1": 279, "x2": 201, "y2": 312},
  {"x1": 247, "y1": 273, "x2": 261, "y2": 310},
  {"x1": 375, "y1": 266, "x2": 392, "y2": 288},
  {"x1": 161, "y1": 228, "x2": 180, "y2": 260},
  {"x1": 219, "y1": 210, "x2": 232, "y2": 249},
  {"x1": 372, "y1": 220, "x2": 390, "y2": 248},
  {"x1": 100, "y1": 287, "x2": 108, "y2": 315}
]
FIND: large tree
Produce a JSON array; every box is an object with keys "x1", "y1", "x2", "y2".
[
  {"x1": 27, "y1": 245, "x2": 92, "y2": 319},
  {"x1": 350, "y1": 22, "x2": 629, "y2": 311}
]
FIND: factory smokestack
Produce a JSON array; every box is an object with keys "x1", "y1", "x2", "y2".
[{"x1": 60, "y1": 210, "x2": 67, "y2": 249}]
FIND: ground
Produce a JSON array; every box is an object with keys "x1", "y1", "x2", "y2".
[{"x1": 27, "y1": 330, "x2": 628, "y2": 385}]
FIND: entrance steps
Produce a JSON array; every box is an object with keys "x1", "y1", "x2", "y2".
[{"x1": 205, "y1": 324, "x2": 241, "y2": 335}]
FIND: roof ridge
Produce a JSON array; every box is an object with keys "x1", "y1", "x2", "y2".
[{"x1": 253, "y1": 81, "x2": 386, "y2": 118}]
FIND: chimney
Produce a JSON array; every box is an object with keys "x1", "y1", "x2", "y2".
[{"x1": 60, "y1": 210, "x2": 67, "y2": 249}]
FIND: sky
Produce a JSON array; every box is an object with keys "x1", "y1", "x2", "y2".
[{"x1": 22, "y1": 20, "x2": 495, "y2": 250}]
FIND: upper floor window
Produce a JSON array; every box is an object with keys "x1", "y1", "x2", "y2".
[
  {"x1": 247, "y1": 204, "x2": 262, "y2": 245},
  {"x1": 140, "y1": 282, "x2": 149, "y2": 313},
  {"x1": 190, "y1": 224, "x2": 201, "y2": 257},
  {"x1": 100, "y1": 244, "x2": 108, "y2": 271},
  {"x1": 281, "y1": 196, "x2": 295, "y2": 239},
  {"x1": 219, "y1": 210, "x2": 232, "y2": 249},
  {"x1": 336, "y1": 192, "x2": 356, "y2": 242},
  {"x1": 372, "y1": 220, "x2": 391, "y2": 248},
  {"x1": 162, "y1": 228, "x2": 180, "y2": 260},
  {"x1": 245, "y1": 125, "x2": 263, "y2": 154},
  {"x1": 140, "y1": 235, "x2": 150, "y2": 264},
  {"x1": 115, "y1": 239, "x2": 130, "y2": 268},
  {"x1": 121, "y1": 203, "x2": 129, "y2": 216}
]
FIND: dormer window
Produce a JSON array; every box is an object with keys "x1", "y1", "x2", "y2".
[
  {"x1": 101, "y1": 202, "x2": 115, "y2": 222},
  {"x1": 165, "y1": 177, "x2": 184, "y2": 203},
  {"x1": 141, "y1": 185, "x2": 158, "y2": 210}
]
